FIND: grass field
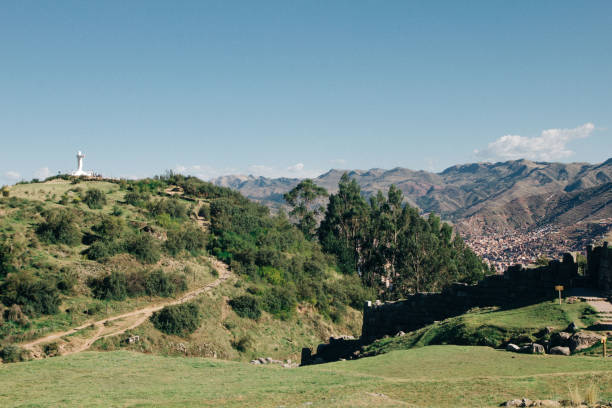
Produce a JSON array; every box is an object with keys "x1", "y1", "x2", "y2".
[{"x1": 0, "y1": 346, "x2": 610, "y2": 407}]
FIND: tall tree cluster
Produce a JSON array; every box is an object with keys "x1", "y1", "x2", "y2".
[{"x1": 288, "y1": 174, "x2": 490, "y2": 299}]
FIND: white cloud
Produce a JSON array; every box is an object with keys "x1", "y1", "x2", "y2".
[
  {"x1": 287, "y1": 163, "x2": 304, "y2": 172},
  {"x1": 331, "y1": 158, "x2": 347, "y2": 166},
  {"x1": 475, "y1": 123, "x2": 595, "y2": 162},
  {"x1": 34, "y1": 167, "x2": 52, "y2": 179},
  {"x1": 4, "y1": 171, "x2": 21, "y2": 180}
]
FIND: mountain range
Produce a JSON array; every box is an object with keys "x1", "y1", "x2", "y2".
[{"x1": 212, "y1": 158, "x2": 612, "y2": 236}]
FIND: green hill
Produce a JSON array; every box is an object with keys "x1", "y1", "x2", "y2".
[{"x1": 0, "y1": 175, "x2": 363, "y2": 362}]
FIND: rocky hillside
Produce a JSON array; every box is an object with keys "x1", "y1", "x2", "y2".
[{"x1": 212, "y1": 158, "x2": 612, "y2": 235}]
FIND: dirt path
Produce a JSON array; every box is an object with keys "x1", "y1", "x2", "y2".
[{"x1": 21, "y1": 257, "x2": 231, "y2": 358}]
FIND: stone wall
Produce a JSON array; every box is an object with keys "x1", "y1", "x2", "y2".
[
  {"x1": 361, "y1": 252, "x2": 579, "y2": 340},
  {"x1": 302, "y1": 244, "x2": 611, "y2": 365},
  {"x1": 587, "y1": 242, "x2": 612, "y2": 291}
]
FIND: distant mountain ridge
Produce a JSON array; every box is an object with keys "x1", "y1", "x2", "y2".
[{"x1": 212, "y1": 158, "x2": 612, "y2": 235}]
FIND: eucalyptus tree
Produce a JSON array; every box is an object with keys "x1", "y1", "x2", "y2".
[{"x1": 283, "y1": 179, "x2": 328, "y2": 239}]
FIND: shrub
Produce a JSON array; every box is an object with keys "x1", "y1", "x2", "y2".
[
  {"x1": 83, "y1": 188, "x2": 107, "y2": 209},
  {"x1": 1, "y1": 273, "x2": 61, "y2": 315},
  {"x1": 149, "y1": 197, "x2": 187, "y2": 219},
  {"x1": 88, "y1": 271, "x2": 128, "y2": 301},
  {"x1": 232, "y1": 334, "x2": 252, "y2": 352},
  {"x1": 43, "y1": 342, "x2": 59, "y2": 357},
  {"x1": 124, "y1": 191, "x2": 151, "y2": 207},
  {"x1": 5, "y1": 304, "x2": 29, "y2": 325},
  {"x1": 150, "y1": 302, "x2": 201, "y2": 336},
  {"x1": 56, "y1": 268, "x2": 78, "y2": 293},
  {"x1": 228, "y1": 295, "x2": 261, "y2": 320},
  {"x1": 261, "y1": 287, "x2": 297, "y2": 320},
  {"x1": 198, "y1": 205, "x2": 210, "y2": 220},
  {"x1": 1, "y1": 187, "x2": 9, "y2": 197},
  {"x1": 145, "y1": 269, "x2": 176, "y2": 297},
  {"x1": 125, "y1": 233, "x2": 160, "y2": 264},
  {"x1": 36, "y1": 208, "x2": 82, "y2": 246},
  {"x1": 0, "y1": 345, "x2": 27, "y2": 363},
  {"x1": 84, "y1": 302, "x2": 103, "y2": 315},
  {"x1": 86, "y1": 239, "x2": 124, "y2": 261},
  {"x1": 0, "y1": 240, "x2": 18, "y2": 278},
  {"x1": 165, "y1": 224, "x2": 207, "y2": 255},
  {"x1": 93, "y1": 217, "x2": 125, "y2": 241}
]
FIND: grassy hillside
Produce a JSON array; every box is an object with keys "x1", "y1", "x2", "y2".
[
  {"x1": 361, "y1": 301, "x2": 598, "y2": 356},
  {"x1": 0, "y1": 176, "x2": 363, "y2": 362},
  {"x1": 1, "y1": 347, "x2": 610, "y2": 407}
]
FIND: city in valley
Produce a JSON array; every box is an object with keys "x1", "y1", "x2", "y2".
[{"x1": 464, "y1": 219, "x2": 612, "y2": 272}]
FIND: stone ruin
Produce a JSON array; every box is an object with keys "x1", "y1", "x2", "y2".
[{"x1": 301, "y1": 243, "x2": 612, "y2": 365}]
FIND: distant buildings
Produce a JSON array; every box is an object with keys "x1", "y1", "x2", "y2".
[{"x1": 464, "y1": 220, "x2": 612, "y2": 272}]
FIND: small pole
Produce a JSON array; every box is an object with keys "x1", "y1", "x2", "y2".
[
  {"x1": 603, "y1": 337, "x2": 607, "y2": 358},
  {"x1": 554, "y1": 285, "x2": 564, "y2": 305}
]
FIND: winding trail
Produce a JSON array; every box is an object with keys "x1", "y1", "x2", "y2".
[{"x1": 21, "y1": 257, "x2": 231, "y2": 358}]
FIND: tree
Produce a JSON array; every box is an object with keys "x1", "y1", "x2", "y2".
[
  {"x1": 318, "y1": 173, "x2": 368, "y2": 273},
  {"x1": 283, "y1": 179, "x2": 328, "y2": 239}
]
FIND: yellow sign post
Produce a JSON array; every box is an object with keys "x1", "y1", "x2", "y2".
[
  {"x1": 603, "y1": 337, "x2": 607, "y2": 358},
  {"x1": 554, "y1": 285, "x2": 564, "y2": 305}
]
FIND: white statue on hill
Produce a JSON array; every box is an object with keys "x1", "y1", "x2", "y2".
[{"x1": 71, "y1": 151, "x2": 93, "y2": 177}]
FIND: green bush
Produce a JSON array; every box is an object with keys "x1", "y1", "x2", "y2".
[
  {"x1": 231, "y1": 334, "x2": 253, "y2": 352},
  {"x1": 124, "y1": 191, "x2": 151, "y2": 207},
  {"x1": 150, "y1": 302, "x2": 201, "y2": 336},
  {"x1": 198, "y1": 205, "x2": 210, "y2": 220},
  {"x1": 228, "y1": 295, "x2": 261, "y2": 320},
  {"x1": 0, "y1": 239, "x2": 19, "y2": 278},
  {"x1": 43, "y1": 342, "x2": 59, "y2": 357},
  {"x1": 165, "y1": 224, "x2": 207, "y2": 255},
  {"x1": 36, "y1": 208, "x2": 82, "y2": 246},
  {"x1": 149, "y1": 197, "x2": 187, "y2": 219},
  {"x1": 1, "y1": 273, "x2": 61, "y2": 315},
  {"x1": 0, "y1": 345, "x2": 27, "y2": 363},
  {"x1": 125, "y1": 233, "x2": 160, "y2": 264},
  {"x1": 4, "y1": 304, "x2": 29, "y2": 325},
  {"x1": 145, "y1": 269, "x2": 176, "y2": 297},
  {"x1": 55, "y1": 268, "x2": 77, "y2": 293},
  {"x1": 83, "y1": 188, "x2": 107, "y2": 209},
  {"x1": 88, "y1": 271, "x2": 128, "y2": 301},
  {"x1": 86, "y1": 239, "x2": 124, "y2": 261},
  {"x1": 92, "y1": 216, "x2": 125, "y2": 241},
  {"x1": 261, "y1": 287, "x2": 296, "y2": 320}
]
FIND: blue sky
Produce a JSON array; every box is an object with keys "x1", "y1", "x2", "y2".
[{"x1": 1, "y1": 1, "x2": 611, "y2": 185}]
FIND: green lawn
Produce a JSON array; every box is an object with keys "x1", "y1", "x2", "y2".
[{"x1": 0, "y1": 346, "x2": 610, "y2": 407}]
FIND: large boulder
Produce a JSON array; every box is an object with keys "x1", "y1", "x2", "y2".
[
  {"x1": 520, "y1": 343, "x2": 545, "y2": 354},
  {"x1": 550, "y1": 332, "x2": 571, "y2": 347},
  {"x1": 568, "y1": 332, "x2": 602, "y2": 352},
  {"x1": 549, "y1": 346, "x2": 570, "y2": 356},
  {"x1": 506, "y1": 343, "x2": 520, "y2": 352}
]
